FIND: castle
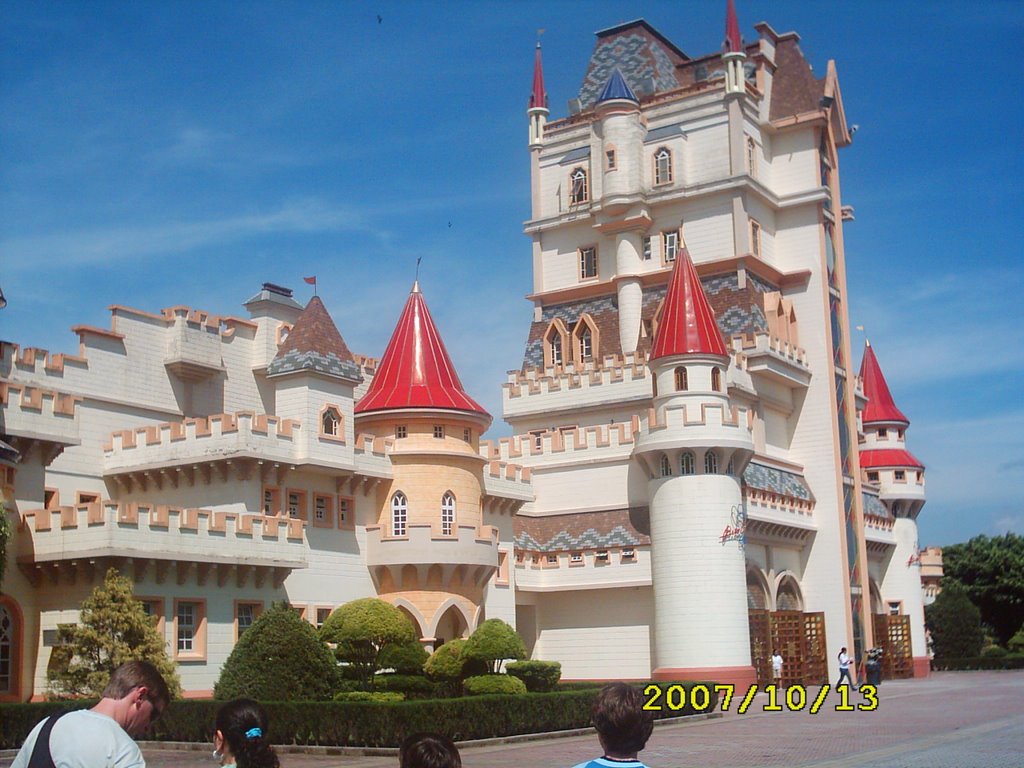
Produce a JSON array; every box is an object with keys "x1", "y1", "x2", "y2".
[{"x1": 0, "y1": 4, "x2": 930, "y2": 700}]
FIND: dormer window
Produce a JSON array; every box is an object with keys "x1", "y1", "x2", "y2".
[
  {"x1": 621, "y1": 547, "x2": 636, "y2": 561},
  {"x1": 595, "y1": 550, "x2": 610, "y2": 562},
  {"x1": 570, "y1": 552, "x2": 583, "y2": 564},
  {"x1": 570, "y1": 167, "x2": 589, "y2": 204},
  {"x1": 550, "y1": 335, "x2": 563, "y2": 365},
  {"x1": 321, "y1": 407, "x2": 341, "y2": 437},
  {"x1": 654, "y1": 147, "x2": 673, "y2": 185}
]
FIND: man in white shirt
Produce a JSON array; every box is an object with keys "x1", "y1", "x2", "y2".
[
  {"x1": 11, "y1": 660, "x2": 170, "y2": 768},
  {"x1": 771, "y1": 648, "x2": 784, "y2": 688},
  {"x1": 836, "y1": 646, "x2": 856, "y2": 689}
]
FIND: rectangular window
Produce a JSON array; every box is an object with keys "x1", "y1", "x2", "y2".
[
  {"x1": 313, "y1": 494, "x2": 333, "y2": 527},
  {"x1": 337, "y1": 497, "x2": 354, "y2": 529},
  {"x1": 877, "y1": 428, "x2": 888, "y2": 438},
  {"x1": 316, "y1": 608, "x2": 332, "y2": 629},
  {"x1": 463, "y1": 428, "x2": 471, "y2": 443},
  {"x1": 595, "y1": 550, "x2": 610, "y2": 562},
  {"x1": 867, "y1": 471, "x2": 879, "y2": 482},
  {"x1": 315, "y1": 496, "x2": 327, "y2": 521},
  {"x1": 174, "y1": 599, "x2": 206, "y2": 659},
  {"x1": 579, "y1": 246, "x2": 598, "y2": 280},
  {"x1": 496, "y1": 550, "x2": 510, "y2": 585},
  {"x1": 750, "y1": 220, "x2": 762, "y2": 258},
  {"x1": 662, "y1": 231, "x2": 678, "y2": 263},
  {"x1": 606, "y1": 149, "x2": 616, "y2": 170},
  {"x1": 642, "y1": 236, "x2": 652, "y2": 261},
  {"x1": 286, "y1": 489, "x2": 307, "y2": 520},
  {"x1": 44, "y1": 488, "x2": 59, "y2": 510},
  {"x1": 888, "y1": 602, "x2": 902, "y2": 616},
  {"x1": 395, "y1": 425, "x2": 407, "y2": 439},
  {"x1": 177, "y1": 603, "x2": 195, "y2": 652},
  {"x1": 235, "y1": 601, "x2": 262, "y2": 641},
  {"x1": 621, "y1": 548, "x2": 636, "y2": 561},
  {"x1": 433, "y1": 425, "x2": 445, "y2": 439},
  {"x1": 894, "y1": 470, "x2": 906, "y2": 481},
  {"x1": 546, "y1": 554, "x2": 558, "y2": 565},
  {"x1": 529, "y1": 430, "x2": 544, "y2": 451},
  {"x1": 262, "y1": 486, "x2": 280, "y2": 516},
  {"x1": 290, "y1": 605, "x2": 307, "y2": 620},
  {"x1": 136, "y1": 597, "x2": 165, "y2": 638},
  {"x1": 76, "y1": 492, "x2": 100, "y2": 508},
  {"x1": 570, "y1": 552, "x2": 583, "y2": 564}
]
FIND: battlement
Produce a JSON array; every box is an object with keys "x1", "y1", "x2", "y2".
[
  {"x1": 352, "y1": 353, "x2": 379, "y2": 373},
  {"x1": 731, "y1": 331, "x2": 807, "y2": 368},
  {"x1": 504, "y1": 351, "x2": 650, "y2": 400},
  {"x1": 1, "y1": 341, "x2": 88, "y2": 377},
  {"x1": 483, "y1": 417, "x2": 642, "y2": 463},
  {"x1": 354, "y1": 433, "x2": 394, "y2": 458},
  {"x1": 0, "y1": 381, "x2": 81, "y2": 418},
  {"x1": 0, "y1": 380, "x2": 82, "y2": 449},
  {"x1": 109, "y1": 303, "x2": 258, "y2": 338},
  {"x1": 744, "y1": 486, "x2": 815, "y2": 514},
  {"x1": 645, "y1": 402, "x2": 752, "y2": 434}
]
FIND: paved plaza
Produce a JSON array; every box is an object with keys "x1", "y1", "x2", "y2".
[{"x1": 3, "y1": 671, "x2": 1021, "y2": 768}]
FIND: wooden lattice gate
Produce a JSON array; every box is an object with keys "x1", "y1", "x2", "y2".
[
  {"x1": 748, "y1": 610, "x2": 828, "y2": 686},
  {"x1": 872, "y1": 614, "x2": 913, "y2": 679}
]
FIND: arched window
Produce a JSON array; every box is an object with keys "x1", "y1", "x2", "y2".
[
  {"x1": 746, "y1": 137, "x2": 757, "y2": 178},
  {"x1": 680, "y1": 451, "x2": 695, "y2": 475},
  {"x1": 704, "y1": 451, "x2": 719, "y2": 474},
  {"x1": 321, "y1": 407, "x2": 341, "y2": 437},
  {"x1": 674, "y1": 366, "x2": 688, "y2": 391},
  {"x1": 659, "y1": 455, "x2": 672, "y2": 477},
  {"x1": 578, "y1": 327, "x2": 593, "y2": 361},
  {"x1": 543, "y1": 319, "x2": 568, "y2": 369},
  {"x1": 726, "y1": 458, "x2": 736, "y2": 475},
  {"x1": 391, "y1": 492, "x2": 408, "y2": 537},
  {"x1": 654, "y1": 147, "x2": 673, "y2": 185},
  {"x1": 0, "y1": 599, "x2": 20, "y2": 698},
  {"x1": 711, "y1": 367, "x2": 722, "y2": 392},
  {"x1": 441, "y1": 492, "x2": 455, "y2": 537},
  {"x1": 570, "y1": 167, "x2": 589, "y2": 204}
]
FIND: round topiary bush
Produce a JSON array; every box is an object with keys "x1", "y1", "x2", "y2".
[
  {"x1": 378, "y1": 641, "x2": 429, "y2": 675},
  {"x1": 506, "y1": 660, "x2": 562, "y2": 692},
  {"x1": 463, "y1": 674, "x2": 528, "y2": 696},
  {"x1": 464, "y1": 619, "x2": 527, "y2": 673},
  {"x1": 214, "y1": 604, "x2": 338, "y2": 700},
  {"x1": 319, "y1": 598, "x2": 417, "y2": 688}
]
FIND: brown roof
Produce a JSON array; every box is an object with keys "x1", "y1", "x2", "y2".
[
  {"x1": 769, "y1": 37, "x2": 826, "y2": 121},
  {"x1": 515, "y1": 507, "x2": 651, "y2": 552},
  {"x1": 267, "y1": 296, "x2": 361, "y2": 380}
]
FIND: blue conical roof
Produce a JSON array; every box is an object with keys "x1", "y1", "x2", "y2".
[{"x1": 597, "y1": 69, "x2": 638, "y2": 103}]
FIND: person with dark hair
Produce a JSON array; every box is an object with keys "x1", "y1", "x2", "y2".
[
  {"x1": 399, "y1": 732, "x2": 462, "y2": 768},
  {"x1": 572, "y1": 682, "x2": 655, "y2": 768},
  {"x1": 11, "y1": 659, "x2": 170, "y2": 768},
  {"x1": 213, "y1": 699, "x2": 279, "y2": 768}
]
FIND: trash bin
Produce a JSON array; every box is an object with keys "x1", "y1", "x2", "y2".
[{"x1": 866, "y1": 659, "x2": 882, "y2": 686}]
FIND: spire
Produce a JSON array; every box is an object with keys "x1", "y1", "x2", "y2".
[
  {"x1": 650, "y1": 248, "x2": 729, "y2": 360},
  {"x1": 267, "y1": 295, "x2": 362, "y2": 381},
  {"x1": 597, "y1": 68, "x2": 638, "y2": 104},
  {"x1": 859, "y1": 342, "x2": 909, "y2": 424},
  {"x1": 724, "y1": 0, "x2": 743, "y2": 54},
  {"x1": 529, "y1": 42, "x2": 548, "y2": 111},
  {"x1": 355, "y1": 283, "x2": 489, "y2": 418}
]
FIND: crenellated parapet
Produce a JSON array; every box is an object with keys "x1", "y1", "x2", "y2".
[
  {"x1": 483, "y1": 418, "x2": 642, "y2": 464},
  {"x1": 0, "y1": 380, "x2": 82, "y2": 459},
  {"x1": 17, "y1": 498, "x2": 307, "y2": 588},
  {"x1": 1, "y1": 340, "x2": 88, "y2": 377},
  {"x1": 730, "y1": 331, "x2": 809, "y2": 385},
  {"x1": 113, "y1": 303, "x2": 258, "y2": 339},
  {"x1": 504, "y1": 351, "x2": 650, "y2": 400}
]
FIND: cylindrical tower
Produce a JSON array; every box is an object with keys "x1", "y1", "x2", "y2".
[{"x1": 633, "y1": 249, "x2": 756, "y2": 686}]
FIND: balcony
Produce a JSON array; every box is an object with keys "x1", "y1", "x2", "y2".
[{"x1": 365, "y1": 523, "x2": 498, "y2": 590}]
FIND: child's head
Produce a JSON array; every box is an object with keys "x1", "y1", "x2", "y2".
[
  {"x1": 592, "y1": 682, "x2": 655, "y2": 758},
  {"x1": 399, "y1": 732, "x2": 461, "y2": 768}
]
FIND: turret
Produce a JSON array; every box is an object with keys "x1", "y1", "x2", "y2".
[
  {"x1": 723, "y1": 0, "x2": 746, "y2": 96},
  {"x1": 527, "y1": 42, "x2": 548, "y2": 149},
  {"x1": 633, "y1": 249, "x2": 756, "y2": 686},
  {"x1": 355, "y1": 280, "x2": 495, "y2": 650},
  {"x1": 859, "y1": 340, "x2": 930, "y2": 677}
]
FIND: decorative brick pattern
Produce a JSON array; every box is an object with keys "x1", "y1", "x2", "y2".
[
  {"x1": 743, "y1": 461, "x2": 814, "y2": 502},
  {"x1": 579, "y1": 29, "x2": 683, "y2": 108},
  {"x1": 514, "y1": 507, "x2": 650, "y2": 553}
]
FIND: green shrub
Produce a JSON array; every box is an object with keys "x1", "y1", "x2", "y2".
[
  {"x1": 374, "y1": 674, "x2": 438, "y2": 698},
  {"x1": 925, "y1": 586, "x2": 985, "y2": 659},
  {"x1": 464, "y1": 619, "x2": 527, "y2": 673},
  {"x1": 424, "y1": 639, "x2": 485, "y2": 682},
  {"x1": 463, "y1": 674, "x2": 528, "y2": 696},
  {"x1": 1008, "y1": 626, "x2": 1024, "y2": 654},
  {"x1": 378, "y1": 641, "x2": 429, "y2": 675},
  {"x1": 319, "y1": 598, "x2": 417, "y2": 688},
  {"x1": 981, "y1": 645, "x2": 1008, "y2": 658},
  {"x1": 334, "y1": 691, "x2": 405, "y2": 703},
  {"x1": 506, "y1": 660, "x2": 562, "y2": 692},
  {"x1": 214, "y1": 604, "x2": 338, "y2": 701}
]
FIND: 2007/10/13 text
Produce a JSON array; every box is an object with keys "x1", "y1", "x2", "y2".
[{"x1": 643, "y1": 683, "x2": 879, "y2": 714}]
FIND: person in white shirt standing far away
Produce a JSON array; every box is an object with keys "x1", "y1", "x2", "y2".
[
  {"x1": 836, "y1": 646, "x2": 856, "y2": 690},
  {"x1": 771, "y1": 648, "x2": 784, "y2": 688},
  {"x1": 11, "y1": 659, "x2": 171, "y2": 768}
]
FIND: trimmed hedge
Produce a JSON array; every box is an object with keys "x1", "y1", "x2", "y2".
[
  {"x1": 373, "y1": 674, "x2": 439, "y2": 699},
  {"x1": 507, "y1": 660, "x2": 562, "y2": 692},
  {"x1": 0, "y1": 683, "x2": 717, "y2": 749},
  {"x1": 931, "y1": 655, "x2": 1024, "y2": 671},
  {"x1": 463, "y1": 674, "x2": 528, "y2": 695}
]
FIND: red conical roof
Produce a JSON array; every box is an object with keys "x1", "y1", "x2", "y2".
[
  {"x1": 650, "y1": 248, "x2": 729, "y2": 360},
  {"x1": 724, "y1": 0, "x2": 743, "y2": 53},
  {"x1": 860, "y1": 449, "x2": 924, "y2": 470},
  {"x1": 859, "y1": 342, "x2": 909, "y2": 425},
  {"x1": 355, "y1": 282, "x2": 489, "y2": 418},
  {"x1": 529, "y1": 42, "x2": 548, "y2": 110}
]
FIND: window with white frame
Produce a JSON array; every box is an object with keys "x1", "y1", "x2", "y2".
[
  {"x1": 546, "y1": 554, "x2": 558, "y2": 565},
  {"x1": 681, "y1": 451, "x2": 695, "y2": 475},
  {"x1": 578, "y1": 326, "x2": 593, "y2": 361},
  {"x1": 391, "y1": 492, "x2": 408, "y2": 536},
  {"x1": 569, "y1": 167, "x2": 589, "y2": 204},
  {"x1": 177, "y1": 602, "x2": 198, "y2": 653},
  {"x1": 662, "y1": 230, "x2": 678, "y2": 262},
  {"x1": 237, "y1": 603, "x2": 258, "y2": 637},
  {"x1": 642, "y1": 236, "x2": 652, "y2": 261},
  {"x1": 660, "y1": 454, "x2": 672, "y2": 477},
  {"x1": 654, "y1": 147, "x2": 673, "y2": 185},
  {"x1": 550, "y1": 334, "x2": 563, "y2": 365},
  {"x1": 441, "y1": 492, "x2": 455, "y2": 536},
  {"x1": 746, "y1": 137, "x2": 757, "y2": 178},
  {"x1": 395, "y1": 425, "x2": 407, "y2": 439},
  {"x1": 433, "y1": 425, "x2": 445, "y2": 439},
  {"x1": 321, "y1": 407, "x2": 341, "y2": 436},
  {"x1": 579, "y1": 246, "x2": 597, "y2": 280},
  {"x1": 570, "y1": 552, "x2": 583, "y2": 564},
  {"x1": 750, "y1": 220, "x2": 762, "y2": 258},
  {"x1": 530, "y1": 430, "x2": 544, "y2": 451},
  {"x1": 704, "y1": 451, "x2": 719, "y2": 474}
]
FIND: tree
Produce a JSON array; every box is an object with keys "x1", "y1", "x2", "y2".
[
  {"x1": 319, "y1": 598, "x2": 416, "y2": 688},
  {"x1": 378, "y1": 640, "x2": 429, "y2": 675},
  {"x1": 463, "y1": 619, "x2": 527, "y2": 673},
  {"x1": 0, "y1": 502, "x2": 11, "y2": 589},
  {"x1": 215, "y1": 603, "x2": 337, "y2": 700},
  {"x1": 941, "y1": 533, "x2": 1024, "y2": 645},
  {"x1": 925, "y1": 584, "x2": 985, "y2": 659},
  {"x1": 1008, "y1": 625, "x2": 1024, "y2": 655},
  {"x1": 47, "y1": 568, "x2": 181, "y2": 698}
]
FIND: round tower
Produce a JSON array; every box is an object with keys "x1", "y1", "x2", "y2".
[
  {"x1": 859, "y1": 340, "x2": 929, "y2": 676},
  {"x1": 595, "y1": 69, "x2": 647, "y2": 355},
  {"x1": 633, "y1": 249, "x2": 756, "y2": 686},
  {"x1": 355, "y1": 281, "x2": 496, "y2": 650}
]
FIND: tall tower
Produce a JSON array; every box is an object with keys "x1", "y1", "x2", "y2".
[
  {"x1": 355, "y1": 281, "x2": 497, "y2": 650},
  {"x1": 723, "y1": 0, "x2": 746, "y2": 96},
  {"x1": 859, "y1": 341, "x2": 929, "y2": 676},
  {"x1": 633, "y1": 249, "x2": 756, "y2": 686},
  {"x1": 527, "y1": 42, "x2": 548, "y2": 149}
]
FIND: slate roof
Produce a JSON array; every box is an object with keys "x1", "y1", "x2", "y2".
[
  {"x1": 266, "y1": 296, "x2": 362, "y2": 381},
  {"x1": 515, "y1": 507, "x2": 651, "y2": 552}
]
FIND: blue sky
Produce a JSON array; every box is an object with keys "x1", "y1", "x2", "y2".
[{"x1": 2, "y1": 1, "x2": 1021, "y2": 547}]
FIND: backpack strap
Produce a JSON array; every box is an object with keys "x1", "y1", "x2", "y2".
[{"x1": 27, "y1": 711, "x2": 67, "y2": 768}]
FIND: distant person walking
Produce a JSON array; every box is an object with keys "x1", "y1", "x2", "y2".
[
  {"x1": 771, "y1": 648, "x2": 784, "y2": 688},
  {"x1": 212, "y1": 698, "x2": 279, "y2": 768},
  {"x1": 11, "y1": 660, "x2": 170, "y2": 768},
  {"x1": 836, "y1": 646, "x2": 856, "y2": 689}
]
